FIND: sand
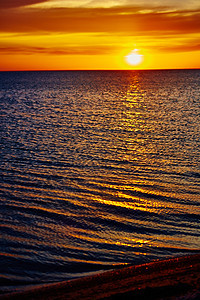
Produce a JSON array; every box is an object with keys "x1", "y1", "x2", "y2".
[{"x1": 1, "y1": 253, "x2": 200, "y2": 300}]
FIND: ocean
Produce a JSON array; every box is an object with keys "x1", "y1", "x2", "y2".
[{"x1": 0, "y1": 70, "x2": 199, "y2": 292}]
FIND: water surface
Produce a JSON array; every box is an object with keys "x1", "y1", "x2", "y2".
[{"x1": 0, "y1": 70, "x2": 200, "y2": 291}]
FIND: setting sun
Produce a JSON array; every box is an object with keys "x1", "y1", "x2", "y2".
[{"x1": 125, "y1": 49, "x2": 143, "y2": 66}]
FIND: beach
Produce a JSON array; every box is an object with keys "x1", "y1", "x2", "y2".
[{"x1": 1, "y1": 253, "x2": 199, "y2": 300}]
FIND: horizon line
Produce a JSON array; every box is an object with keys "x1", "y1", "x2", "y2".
[{"x1": 1, "y1": 68, "x2": 200, "y2": 72}]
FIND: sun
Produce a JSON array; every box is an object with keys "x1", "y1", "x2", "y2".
[{"x1": 125, "y1": 49, "x2": 143, "y2": 66}]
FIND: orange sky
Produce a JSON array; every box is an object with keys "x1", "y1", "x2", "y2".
[{"x1": 0, "y1": 0, "x2": 200, "y2": 70}]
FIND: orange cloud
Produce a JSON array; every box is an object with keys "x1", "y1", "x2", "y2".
[{"x1": 0, "y1": 6, "x2": 200, "y2": 35}]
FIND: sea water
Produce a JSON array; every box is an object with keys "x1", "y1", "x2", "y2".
[{"x1": 0, "y1": 70, "x2": 200, "y2": 291}]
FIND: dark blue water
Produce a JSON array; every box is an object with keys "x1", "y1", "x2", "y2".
[{"x1": 0, "y1": 70, "x2": 200, "y2": 292}]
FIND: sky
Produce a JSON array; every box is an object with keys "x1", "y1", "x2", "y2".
[{"x1": 0, "y1": 0, "x2": 200, "y2": 70}]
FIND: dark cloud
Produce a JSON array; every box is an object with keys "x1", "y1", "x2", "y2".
[
  {"x1": 156, "y1": 42, "x2": 200, "y2": 53},
  {"x1": 0, "y1": 0, "x2": 48, "y2": 9},
  {"x1": 0, "y1": 45, "x2": 115, "y2": 55}
]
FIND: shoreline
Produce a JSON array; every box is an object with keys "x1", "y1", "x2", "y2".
[{"x1": 1, "y1": 253, "x2": 200, "y2": 299}]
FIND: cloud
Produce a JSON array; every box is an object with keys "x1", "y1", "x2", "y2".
[
  {"x1": 156, "y1": 41, "x2": 200, "y2": 53},
  {"x1": 26, "y1": 0, "x2": 200, "y2": 10},
  {"x1": 0, "y1": 6, "x2": 199, "y2": 35},
  {"x1": 0, "y1": 45, "x2": 115, "y2": 55},
  {"x1": 0, "y1": 0, "x2": 48, "y2": 9},
  {"x1": 1, "y1": 38, "x2": 200, "y2": 56}
]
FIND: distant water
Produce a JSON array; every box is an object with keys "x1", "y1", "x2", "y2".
[{"x1": 0, "y1": 70, "x2": 200, "y2": 292}]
